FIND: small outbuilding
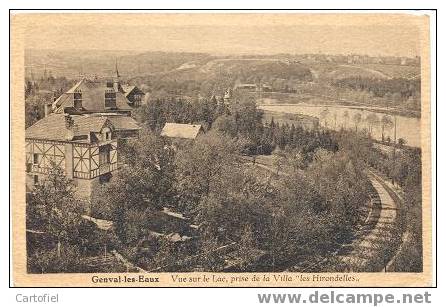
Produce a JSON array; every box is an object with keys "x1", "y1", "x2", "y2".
[{"x1": 160, "y1": 123, "x2": 204, "y2": 140}]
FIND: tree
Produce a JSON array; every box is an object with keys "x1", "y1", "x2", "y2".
[
  {"x1": 266, "y1": 206, "x2": 289, "y2": 270},
  {"x1": 286, "y1": 148, "x2": 306, "y2": 172},
  {"x1": 398, "y1": 138, "x2": 407, "y2": 147},
  {"x1": 366, "y1": 113, "x2": 380, "y2": 135},
  {"x1": 212, "y1": 114, "x2": 237, "y2": 137},
  {"x1": 342, "y1": 110, "x2": 350, "y2": 129},
  {"x1": 236, "y1": 224, "x2": 258, "y2": 271},
  {"x1": 380, "y1": 115, "x2": 393, "y2": 142},
  {"x1": 25, "y1": 96, "x2": 46, "y2": 128},
  {"x1": 353, "y1": 113, "x2": 362, "y2": 133},
  {"x1": 152, "y1": 237, "x2": 178, "y2": 271},
  {"x1": 92, "y1": 130, "x2": 176, "y2": 243},
  {"x1": 272, "y1": 151, "x2": 287, "y2": 175},
  {"x1": 28, "y1": 244, "x2": 82, "y2": 273},
  {"x1": 199, "y1": 227, "x2": 225, "y2": 272},
  {"x1": 28, "y1": 163, "x2": 82, "y2": 258},
  {"x1": 174, "y1": 131, "x2": 241, "y2": 211},
  {"x1": 320, "y1": 108, "x2": 330, "y2": 128},
  {"x1": 229, "y1": 96, "x2": 264, "y2": 136}
]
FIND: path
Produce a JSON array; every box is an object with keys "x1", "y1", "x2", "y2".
[{"x1": 332, "y1": 172, "x2": 402, "y2": 271}]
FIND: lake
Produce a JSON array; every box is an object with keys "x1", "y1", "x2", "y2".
[{"x1": 258, "y1": 104, "x2": 421, "y2": 147}]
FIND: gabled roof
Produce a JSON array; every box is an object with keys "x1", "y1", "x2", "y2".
[
  {"x1": 74, "y1": 116, "x2": 109, "y2": 136},
  {"x1": 121, "y1": 85, "x2": 145, "y2": 98},
  {"x1": 26, "y1": 114, "x2": 112, "y2": 142},
  {"x1": 121, "y1": 85, "x2": 136, "y2": 96},
  {"x1": 107, "y1": 115, "x2": 141, "y2": 131},
  {"x1": 160, "y1": 123, "x2": 203, "y2": 140},
  {"x1": 52, "y1": 78, "x2": 132, "y2": 113}
]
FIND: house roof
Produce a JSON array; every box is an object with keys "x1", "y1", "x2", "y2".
[
  {"x1": 122, "y1": 85, "x2": 145, "y2": 98},
  {"x1": 121, "y1": 85, "x2": 136, "y2": 96},
  {"x1": 107, "y1": 115, "x2": 141, "y2": 131},
  {"x1": 52, "y1": 78, "x2": 132, "y2": 113},
  {"x1": 26, "y1": 113, "x2": 138, "y2": 142},
  {"x1": 74, "y1": 116, "x2": 109, "y2": 136},
  {"x1": 160, "y1": 123, "x2": 203, "y2": 140},
  {"x1": 25, "y1": 114, "x2": 111, "y2": 142}
]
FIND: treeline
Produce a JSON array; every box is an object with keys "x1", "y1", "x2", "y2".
[
  {"x1": 25, "y1": 75, "x2": 73, "y2": 99},
  {"x1": 129, "y1": 59, "x2": 313, "y2": 98},
  {"x1": 213, "y1": 109, "x2": 338, "y2": 160},
  {"x1": 332, "y1": 77, "x2": 421, "y2": 100},
  {"x1": 25, "y1": 76, "x2": 75, "y2": 128},
  {"x1": 133, "y1": 96, "x2": 230, "y2": 132},
  {"x1": 136, "y1": 94, "x2": 339, "y2": 160}
]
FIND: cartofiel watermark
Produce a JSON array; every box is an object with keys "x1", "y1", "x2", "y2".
[{"x1": 16, "y1": 294, "x2": 59, "y2": 303}]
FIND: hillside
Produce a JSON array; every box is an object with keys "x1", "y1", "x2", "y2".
[
  {"x1": 25, "y1": 49, "x2": 421, "y2": 113},
  {"x1": 25, "y1": 49, "x2": 213, "y2": 79}
]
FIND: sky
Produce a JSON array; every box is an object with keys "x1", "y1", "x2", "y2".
[{"x1": 21, "y1": 13, "x2": 424, "y2": 57}]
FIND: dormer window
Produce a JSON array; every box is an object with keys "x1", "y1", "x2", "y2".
[
  {"x1": 104, "y1": 90, "x2": 116, "y2": 108},
  {"x1": 101, "y1": 127, "x2": 112, "y2": 142},
  {"x1": 74, "y1": 90, "x2": 82, "y2": 109}
]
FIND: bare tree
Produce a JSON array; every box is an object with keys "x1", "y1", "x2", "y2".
[
  {"x1": 381, "y1": 115, "x2": 393, "y2": 142},
  {"x1": 320, "y1": 108, "x2": 330, "y2": 128},
  {"x1": 353, "y1": 113, "x2": 362, "y2": 133},
  {"x1": 366, "y1": 113, "x2": 380, "y2": 135},
  {"x1": 342, "y1": 110, "x2": 349, "y2": 129}
]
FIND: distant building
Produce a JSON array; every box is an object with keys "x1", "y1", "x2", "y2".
[
  {"x1": 234, "y1": 83, "x2": 258, "y2": 91},
  {"x1": 261, "y1": 84, "x2": 273, "y2": 92},
  {"x1": 121, "y1": 85, "x2": 145, "y2": 107},
  {"x1": 161, "y1": 123, "x2": 204, "y2": 140},
  {"x1": 233, "y1": 83, "x2": 273, "y2": 93},
  {"x1": 52, "y1": 78, "x2": 133, "y2": 115},
  {"x1": 51, "y1": 64, "x2": 143, "y2": 115}
]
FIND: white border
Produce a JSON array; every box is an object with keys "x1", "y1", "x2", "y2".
[{"x1": 3, "y1": 3, "x2": 439, "y2": 306}]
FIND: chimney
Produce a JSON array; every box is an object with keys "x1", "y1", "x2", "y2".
[
  {"x1": 64, "y1": 114, "x2": 76, "y2": 141},
  {"x1": 44, "y1": 102, "x2": 51, "y2": 117},
  {"x1": 64, "y1": 114, "x2": 74, "y2": 128}
]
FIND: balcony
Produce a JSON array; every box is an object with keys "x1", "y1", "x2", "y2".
[{"x1": 99, "y1": 162, "x2": 118, "y2": 175}]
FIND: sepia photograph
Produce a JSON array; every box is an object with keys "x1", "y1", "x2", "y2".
[{"x1": 10, "y1": 11, "x2": 433, "y2": 287}]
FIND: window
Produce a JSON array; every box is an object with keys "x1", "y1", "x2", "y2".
[
  {"x1": 105, "y1": 91, "x2": 116, "y2": 108},
  {"x1": 134, "y1": 94, "x2": 142, "y2": 106},
  {"x1": 74, "y1": 90, "x2": 82, "y2": 109},
  {"x1": 33, "y1": 175, "x2": 38, "y2": 185},
  {"x1": 102, "y1": 127, "x2": 112, "y2": 141},
  {"x1": 33, "y1": 153, "x2": 40, "y2": 165}
]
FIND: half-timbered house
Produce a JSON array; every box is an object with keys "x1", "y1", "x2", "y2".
[{"x1": 25, "y1": 113, "x2": 140, "y2": 200}]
